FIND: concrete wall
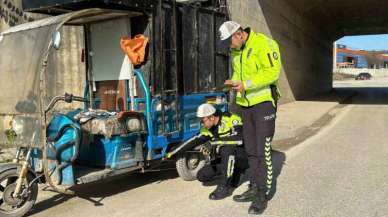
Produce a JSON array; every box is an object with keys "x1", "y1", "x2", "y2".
[
  {"x1": 0, "y1": 0, "x2": 86, "y2": 110},
  {"x1": 228, "y1": 0, "x2": 333, "y2": 102},
  {"x1": 0, "y1": 0, "x2": 35, "y2": 31}
]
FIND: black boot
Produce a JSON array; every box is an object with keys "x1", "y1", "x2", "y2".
[
  {"x1": 232, "y1": 183, "x2": 257, "y2": 202},
  {"x1": 209, "y1": 185, "x2": 233, "y2": 200},
  {"x1": 248, "y1": 188, "x2": 268, "y2": 215}
]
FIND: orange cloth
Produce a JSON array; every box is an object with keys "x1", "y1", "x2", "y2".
[{"x1": 120, "y1": 34, "x2": 149, "y2": 66}]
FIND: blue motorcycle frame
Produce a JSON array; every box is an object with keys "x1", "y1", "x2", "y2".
[{"x1": 0, "y1": 7, "x2": 229, "y2": 217}]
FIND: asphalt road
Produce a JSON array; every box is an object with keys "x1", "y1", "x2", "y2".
[
  {"x1": 29, "y1": 87, "x2": 388, "y2": 217},
  {"x1": 333, "y1": 77, "x2": 388, "y2": 88}
]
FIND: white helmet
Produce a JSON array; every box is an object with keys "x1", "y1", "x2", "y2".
[
  {"x1": 197, "y1": 103, "x2": 216, "y2": 118},
  {"x1": 219, "y1": 21, "x2": 241, "y2": 41}
]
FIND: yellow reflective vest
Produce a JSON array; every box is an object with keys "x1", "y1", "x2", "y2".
[
  {"x1": 231, "y1": 28, "x2": 281, "y2": 107},
  {"x1": 199, "y1": 112, "x2": 243, "y2": 146}
]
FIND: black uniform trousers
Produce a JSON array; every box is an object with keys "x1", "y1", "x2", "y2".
[
  {"x1": 197, "y1": 146, "x2": 249, "y2": 187},
  {"x1": 241, "y1": 101, "x2": 276, "y2": 195}
]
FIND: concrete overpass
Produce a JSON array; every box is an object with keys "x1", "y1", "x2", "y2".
[
  {"x1": 1, "y1": 0, "x2": 388, "y2": 103},
  {"x1": 289, "y1": 0, "x2": 388, "y2": 37}
]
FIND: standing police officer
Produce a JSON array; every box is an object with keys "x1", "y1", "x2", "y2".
[{"x1": 219, "y1": 21, "x2": 281, "y2": 215}]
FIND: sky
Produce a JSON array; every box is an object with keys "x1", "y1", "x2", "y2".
[{"x1": 336, "y1": 34, "x2": 388, "y2": 51}]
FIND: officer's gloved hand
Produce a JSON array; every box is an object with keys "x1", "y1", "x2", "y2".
[{"x1": 200, "y1": 142, "x2": 214, "y2": 156}]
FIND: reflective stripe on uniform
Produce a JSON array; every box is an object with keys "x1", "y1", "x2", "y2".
[
  {"x1": 264, "y1": 137, "x2": 273, "y2": 195},
  {"x1": 245, "y1": 86, "x2": 272, "y2": 99},
  {"x1": 227, "y1": 155, "x2": 235, "y2": 178},
  {"x1": 210, "y1": 140, "x2": 243, "y2": 146},
  {"x1": 219, "y1": 131, "x2": 238, "y2": 138}
]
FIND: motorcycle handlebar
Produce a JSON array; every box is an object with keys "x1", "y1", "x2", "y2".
[{"x1": 45, "y1": 93, "x2": 88, "y2": 113}]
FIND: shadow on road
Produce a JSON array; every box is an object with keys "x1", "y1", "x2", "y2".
[
  {"x1": 286, "y1": 87, "x2": 388, "y2": 106},
  {"x1": 30, "y1": 192, "x2": 74, "y2": 215},
  {"x1": 200, "y1": 150, "x2": 286, "y2": 201},
  {"x1": 266, "y1": 150, "x2": 286, "y2": 200},
  {"x1": 29, "y1": 163, "x2": 179, "y2": 215},
  {"x1": 334, "y1": 87, "x2": 388, "y2": 105},
  {"x1": 30, "y1": 150, "x2": 286, "y2": 216},
  {"x1": 237, "y1": 150, "x2": 286, "y2": 201}
]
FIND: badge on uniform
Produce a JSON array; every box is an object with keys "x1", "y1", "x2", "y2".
[{"x1": 273, "y1": 52, "x2": 279, "y2": 60}]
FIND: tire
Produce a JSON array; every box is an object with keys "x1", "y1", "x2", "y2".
[
  {"x1": 0, "y1": 169, "x2": 38, "y2": 217},
  {"x1": 176, "y1": 153, "x2": 206, "y2": 181}
]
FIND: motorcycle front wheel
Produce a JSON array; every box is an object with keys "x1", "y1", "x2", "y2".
[{"x1": 0, "y1": 168, "x2": 38, "y2": 217}]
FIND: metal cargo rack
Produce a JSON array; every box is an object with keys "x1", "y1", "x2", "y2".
[{"x1": 22, "y1": 0, "x2": 230, "y2": 135}]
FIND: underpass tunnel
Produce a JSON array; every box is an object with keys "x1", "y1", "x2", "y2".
[
  {"x1": 333, "y1": 35, "x2": 388, "y2": 90},
  {"x1": 228, "y1": 0, "x2": 388, "y2": 104},
  {"x1": 289, "y1": 0, "x2": 388, "y2": 103}
]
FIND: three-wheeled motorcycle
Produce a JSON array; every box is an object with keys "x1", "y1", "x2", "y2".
[{"x1": 0, "y1": 0, "x2": 230, "y2": 216}]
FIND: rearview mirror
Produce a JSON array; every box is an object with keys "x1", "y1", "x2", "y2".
[{"x1": 52, "y1": 31, "x2": 61, "y2": 50}]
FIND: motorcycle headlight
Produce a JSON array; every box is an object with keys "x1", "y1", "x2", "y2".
[{"x1": 126, "y1": 118, "x2": 142, "y2": 132}]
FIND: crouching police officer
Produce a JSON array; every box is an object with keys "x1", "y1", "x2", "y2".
[{"x1": 193, "y1": 103, "x2": 249, "y2": 200}]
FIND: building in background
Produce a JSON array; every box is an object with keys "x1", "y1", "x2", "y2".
[
  {"x1": 336, "y1": 44, "x2": 368, "y2": 68},
  {"x1": 336, "y1": 44, "x2": 388, "y2": 69}
]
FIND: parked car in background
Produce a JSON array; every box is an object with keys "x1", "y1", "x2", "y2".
[{"x1": 355, "y1": 72, "x2": 372, "y2": 80}]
